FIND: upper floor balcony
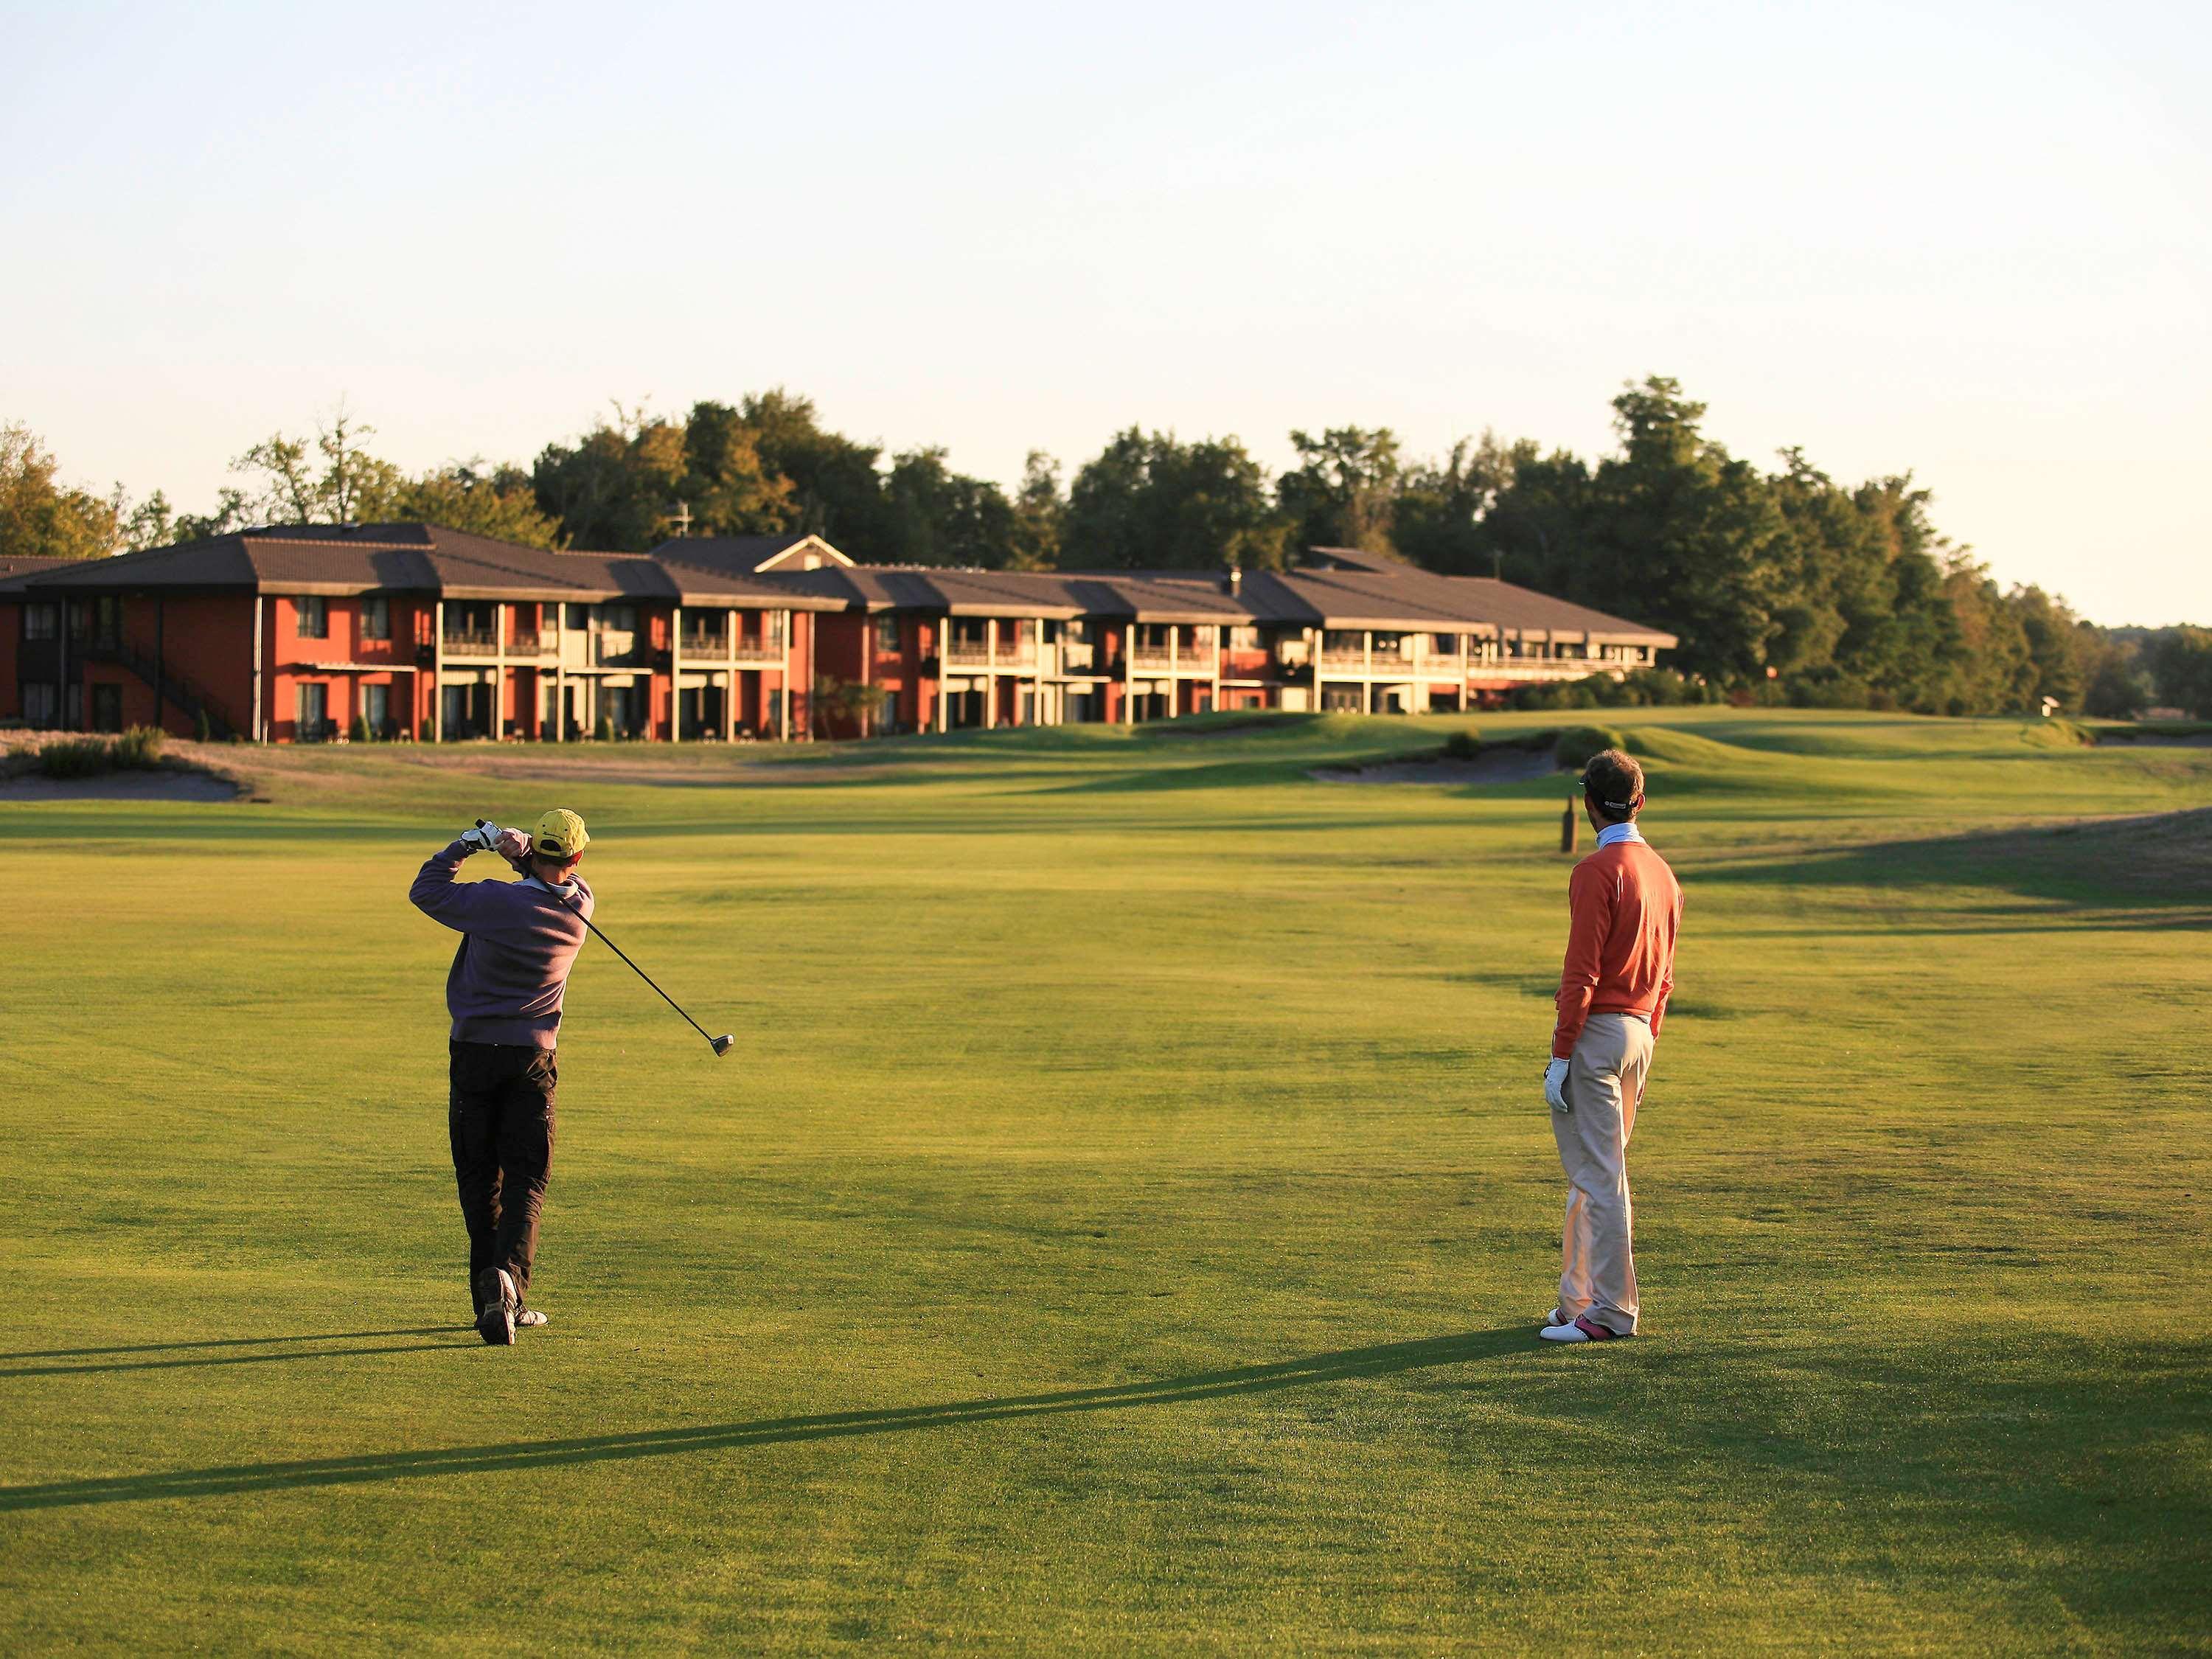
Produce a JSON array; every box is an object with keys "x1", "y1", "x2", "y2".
[
  {"x1": 1128, "y1": 645, "x2": 1218, "y2": 673},
  {"x1": 943, "y1": 641, "x2": 1035, "y2": 669}
]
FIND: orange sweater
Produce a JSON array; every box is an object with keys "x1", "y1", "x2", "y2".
[{"x1": 1552, "y1": 836, "x2": 1683, "y2": 1060}]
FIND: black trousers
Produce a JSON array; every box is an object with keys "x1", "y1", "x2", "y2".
[{"x1": 448, "y1": 1040, "x2": 557, "y2": 1307}]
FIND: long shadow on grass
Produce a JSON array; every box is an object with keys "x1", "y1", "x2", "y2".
[
  {"x1": 0, "y1": 1327, "x2": 1527, "y2": 1511},
  {"x1": 1697, "y1": 807, "x2": 2212, "y2": 910},
  {"x1": 0, "y1": 1330, "x2": 472, "y2": 1377},
  {"x1": 0, "y1": 1327, "x2": 456, "y2": 1363}
]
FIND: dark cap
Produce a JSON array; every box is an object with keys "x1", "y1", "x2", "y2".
[{"x1": 1579, "y1": 749, "x2": 1644, "y2": 818}]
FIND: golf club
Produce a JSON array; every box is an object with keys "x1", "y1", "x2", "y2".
[{"x1": 479, "y1": 821, "x2": 734, "y2": 1057}]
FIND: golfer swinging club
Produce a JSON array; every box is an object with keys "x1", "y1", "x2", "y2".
[
  {"x1": 408, "y1": 809, "x2": 594, "y2": 1346},
  {"x1": 1540, "y1": 751, "x2": 1681, "y2": 1343}
]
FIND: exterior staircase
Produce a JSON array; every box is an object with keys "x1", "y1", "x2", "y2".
[{"x1": 87, "y1": 641, "x2": 241, "y2": 740}]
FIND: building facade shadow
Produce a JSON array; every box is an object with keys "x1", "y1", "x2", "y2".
[{"x1": 0, "y1": 1327, "x2": 1531, "y2": 1511}]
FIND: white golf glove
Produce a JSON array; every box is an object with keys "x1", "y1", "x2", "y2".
[
  {"x1": 462, "y1": 820, "x2": 532, "y2": 861},
  {"x1": 1544, "y1": 1057, "x2": 1571, "y2": 1113}
]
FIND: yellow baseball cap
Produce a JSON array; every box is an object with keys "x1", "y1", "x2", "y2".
[{"x1": 533, "y1": 808, "x2": 590, "y2": 861}]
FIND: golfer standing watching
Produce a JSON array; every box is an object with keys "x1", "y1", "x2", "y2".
[
  {"x1": 409, "y1": 809, "x2": 594, "y2": 1346},
  {"x1": 1540, "y1": 751, "x2": 1681, "y2": 1343}
]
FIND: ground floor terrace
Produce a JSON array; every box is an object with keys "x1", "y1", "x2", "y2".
[{"x1": 819, "y1": 613, "x2": 1663, "y2": 737}]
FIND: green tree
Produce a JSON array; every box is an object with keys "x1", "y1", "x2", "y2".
[
  {"x1": 737, "y1": 389, "x2": 892, "y2": 553},
  {"x1": 0, "y1": 422, "x2": 119, "y2": 559},
  {"x1": 394, "y1": 462, "x2": 563, "y2": 548},
  {"x1": 677, "y1": 401, "x2": 796, "y2": 538},
  {"x1": 2146, "y1": 627, "x2": 2212, "y2": 717},
  {"x1": 1393, "y1": 431, "x2": 1528, "y2": 575},
  {"x1": 2077, "y1": 625, "x2": 2149, "y2": 718},
  {"x1": 1465, "y1": 445, "x2": 1593, "y2": 590},
  {"x1": 1062, "y1": 428, "x2": 1285, "y2": 570},
  {"x1": 881, "y1": 448, "x2": 1017, "y2": 567},
  {"x1": 1277, "y1": 425, "x2": 1399, "y2": 553},
  {"x1": 2006, "y1": 585, "x2": 2088, "y2": 712},
  {"x1": 1938, "y1": 554, "x2": 2037, "y2": 714},
  {"x1": 232, "y1": 406, "x2": 406, "y2": 524},
  {"x1": 1006, "y1": 451, "x2": 1065, "y2": 571},
  {"x1": 1579, "y1": 378, "x2": 1792, "y2": 685},
  {"x1": 532, "y1": 403, "x2": 693, "y2": 551}
]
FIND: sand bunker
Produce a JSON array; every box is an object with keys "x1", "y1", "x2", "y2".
[{"x1": 1311, "y1": 748, "x2": 1561, "y2": 786}]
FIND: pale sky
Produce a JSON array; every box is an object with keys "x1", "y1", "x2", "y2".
[{"x1": 4, "y1": 0, "x2": 2206, "y2": 623}]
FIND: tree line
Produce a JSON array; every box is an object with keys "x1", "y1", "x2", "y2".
[{"x1": 2, "y1": 381, "x2": 2201, "y2": 717}]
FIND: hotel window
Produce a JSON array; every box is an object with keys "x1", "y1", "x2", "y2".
[
  {"x1": 875, "y1": 615, "x2": 901, "y2": 653},
  {"x1": 363, "y1": 684, "x2": 390, "y2": 735},
  {"x1": 24, "y1": 603, "x2": 58, "y2": 641},
  {"x1": 296, "y1": 682, "x2": 328, "y2": 739},
  {"x1": 1432, "y1": 633, "x2": 1458, "y2": 655},
  {"x1": 362, "y1": 597, "x2": 390, "y2": 640},
  {"x1": 1229, "y1": 626, "x2": 1260, "y2": 650},
  {"x1": 297, "y1": 597, "x2": 328, "y2": 639},
  {"x1": 22, "y1": 682, "x2": 58, "y2": 726}
]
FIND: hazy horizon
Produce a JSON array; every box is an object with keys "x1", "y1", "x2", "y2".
[{"x1": 4, "y1": 0, "x2": 2205, "y2": 625}]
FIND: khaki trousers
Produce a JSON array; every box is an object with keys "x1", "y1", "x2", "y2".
[{"x1": 1552, "y1": 1012, "x2": 1652, "y2": 1336}]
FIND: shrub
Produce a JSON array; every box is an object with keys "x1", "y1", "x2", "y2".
[
  {"x1": 1441, "y1": 728, "x2": 1482, "y2": 761},
  {"x1": 2020, "y1": 718, "x2": 2096, "y2": 749},
  {"x1": 351, "y1": 714, "x2": 373, "y2": 745},
  {"x1": 1786, "y1": 667, "x2": 1875, "y2": 709},
  {"x1": 1511, "y1": 681, "x2": 1601, "y2": 712},
  {"x1": 1553, "y1": 724, "x2": 1627, "y2": 772},
  {"x1": 38, "y1": 737, "x2": 114, "y2": 779},
  {"x1": 113, "y1": 726, "x2": 166, "y2": 769}
]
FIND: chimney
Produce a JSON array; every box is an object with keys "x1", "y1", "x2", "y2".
[{"x1": 1226, "y1": 564, "x2": 1242, "y2": 596}]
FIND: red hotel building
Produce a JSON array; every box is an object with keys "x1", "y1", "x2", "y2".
[{"x1": 1, "y1": 525, "x2": 1675, "y2": 741}]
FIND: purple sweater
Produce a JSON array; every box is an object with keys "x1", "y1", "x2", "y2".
[{"x1": 409, "y1": 839, "x2": 595, "y2": 1048}]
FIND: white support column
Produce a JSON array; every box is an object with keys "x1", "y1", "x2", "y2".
[
  {"x1": 1121, "y1": 625, "x2": 1133, "y2": 723},
  {"x1": 984, "y1": 616, "x2": 997, "y2": 728},
  {"x1": 432, "y1": 600, "x2": 445, "y2": 742},
  {"x1": 935, "y1": 616, "x2": 948, "y2": 733},
  {"x1": 728, "y1": 608, "x2": 739, "y2": 742},
  {"x1": 669, "y1": 604, "x2": 683, "y2": 744},
  {"x1": 778, "y1": 610, "x2": 791, "y2": 741},
  {"x1": 493, "y1": 603, "x2": 506, "y2": 740}
]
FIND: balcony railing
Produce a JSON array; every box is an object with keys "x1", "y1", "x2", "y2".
[
  {"x1": 734, "y1": 640, "x2": 785, "y2": 663},
  {"x1": 680, "y1": 636, "x2": 728, "y2": 661},
  {"x1": 442, "y1": 629, "x2": 499, "y2": 653},
  {"x1": 510, "y1": 631, "x2": 547, "y2": 654},
  {"x1": 1060, "y1": 644, "x2": 1096, "y2": 672},
  {"x1": 1478, "y1": 658, "x2": 1621, "y2": 681},
  {"x1": 943, "y1": 644, "x2": 1035, "y2": 668}
]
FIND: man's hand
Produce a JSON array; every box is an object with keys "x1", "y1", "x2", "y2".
[
  {"x1": 1544, "y1": 1057, "x2": 1571, "y2": 1113},
  {"x1": 462, "y1": 822, "x2": 528, "y2": 860}
]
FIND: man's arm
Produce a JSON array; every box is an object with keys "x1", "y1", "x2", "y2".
[
  {"x1": 1551, "y1": 862, "x2": 1611, "y2": 1060},
  {"x1": 408, "y1": 826, "x2": 532, "y2": 933},
  {"x1": 1649, "y1": 880, "x2": 1683, "y2": 1042}
]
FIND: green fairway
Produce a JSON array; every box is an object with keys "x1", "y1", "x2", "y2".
[{"x1": 2, "y1": 709, "x2": 2208, "y2": 1653}]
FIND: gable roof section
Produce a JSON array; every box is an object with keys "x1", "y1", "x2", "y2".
[{"x1": 650, "y1": 533, "x2": 853, "y2": 574}]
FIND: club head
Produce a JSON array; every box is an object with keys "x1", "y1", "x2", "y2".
[{"x1": 710, "y1": 1034, "x2": 734, "y2": 1057}]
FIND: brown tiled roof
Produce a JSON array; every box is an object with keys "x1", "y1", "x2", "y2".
[
  {"x1": 8, "y1": 524, "x2": 1674, "y2": 644},
  {"x1": 0, "y1": 554, "x2": 81, "y2": 594}
]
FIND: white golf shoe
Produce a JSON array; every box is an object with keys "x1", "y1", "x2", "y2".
[{"x1": 1540, "y1": 1315, "x2": 1625, "y2": 1343}]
